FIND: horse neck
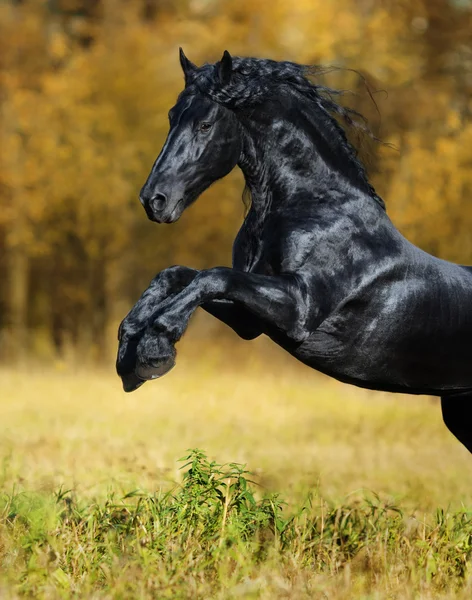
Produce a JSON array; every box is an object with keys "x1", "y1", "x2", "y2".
[{"x1": 237, "y1": 99, "x2": 380, "y2": 219}]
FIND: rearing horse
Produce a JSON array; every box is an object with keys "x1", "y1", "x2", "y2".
[{"x1": 117, "y1": 50, "x2": 472, "y2": 454}]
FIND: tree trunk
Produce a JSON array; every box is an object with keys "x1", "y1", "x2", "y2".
[{"x1": 7, "y1": 246, "x2": 28, "y2": 362}]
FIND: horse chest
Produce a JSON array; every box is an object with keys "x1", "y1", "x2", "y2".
[
  {"x1": 234, "y1": 216, "x2": 284, "y2": 275},
  {"x1": 238, "y1": 234, "x2": 272, "y2": 274}
]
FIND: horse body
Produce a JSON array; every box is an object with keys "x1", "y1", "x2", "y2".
[
  {"x1": 236, "y1": 171, "x2": 472, "y2": 398},
  {"x1": 296, "y1": 250, "x2": 472, "y2": 395},
  {"x1": 230, "y1": 96, "x2": 472, "y2": 396},
  {"x1": 117, "y1": 50, "x2": 472, "y2": 454}
]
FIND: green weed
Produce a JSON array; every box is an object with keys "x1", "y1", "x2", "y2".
[{"x1": 1, "y1": 450, "x2": 472, "y2": 598}]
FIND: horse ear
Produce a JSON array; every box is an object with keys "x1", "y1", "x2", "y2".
[
  {"x1": 179, "y1": 47, "x2": 197, "y2": 85},
  {"x1": 218, "y1": 50, "x2": 233, "y2": 86}
]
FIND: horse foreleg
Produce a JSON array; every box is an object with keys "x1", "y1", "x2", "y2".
[
  {"x1": 117, "y1": 266, "x2": 198, "y2": 391},
  {"x1": 201, "y1": 299, "x2": 263, "y2": 340},
  {"x1": 134, "y1": 267, "x2": 310, "y2": 381},
  {"x1": 118, "y1": 268, "x2": 262, "y2": 391}
]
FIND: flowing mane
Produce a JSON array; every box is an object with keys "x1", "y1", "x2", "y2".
[{"x1": 183, "y1": 56, "x2": 385, "y2": 209}]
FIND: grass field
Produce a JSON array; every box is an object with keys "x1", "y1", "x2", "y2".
[{"x1": 1, "y1": 340, "x2": 472, "y2": 598}]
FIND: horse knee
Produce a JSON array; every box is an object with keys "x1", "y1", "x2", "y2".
[{"x1": 152, "y1": 265, "x2": 197, "y2": 289}]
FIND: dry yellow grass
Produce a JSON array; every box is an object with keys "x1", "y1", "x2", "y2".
[
  {"x1": 1, "y1": 338, "x2": 472, "y2": 598},
  {"x1": 0, "y1": 343, "x2": 469, "y2": 510}
]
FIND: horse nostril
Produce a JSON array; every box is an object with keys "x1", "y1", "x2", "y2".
[{"x1": 151, "y1": 192, "x2": 167, "y2": 212}]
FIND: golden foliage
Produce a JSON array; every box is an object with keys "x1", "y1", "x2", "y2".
[{"x1": 0, "y1": 0, "x2": 471, "y2": 357}]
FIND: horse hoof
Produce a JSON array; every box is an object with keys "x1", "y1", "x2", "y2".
[
  {"x1": 135, "y1": 332, "x2": 177, "y2": 381},
  {"x1": 121, "y1": 372, "x2": 146, "y2": 393},
  {"x1": 135, "y1": 355, "x2": 176, "y2": 381}
]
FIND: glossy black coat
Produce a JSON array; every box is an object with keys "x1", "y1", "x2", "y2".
[{"x1": 117, "y1": 51, "x2": 472, "y2": 453}]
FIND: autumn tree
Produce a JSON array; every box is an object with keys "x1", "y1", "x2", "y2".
[{"x1": 1, "y1": 0, "x2": 471, "y2": 361}]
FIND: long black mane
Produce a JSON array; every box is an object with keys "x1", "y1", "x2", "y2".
[{"x1": 184, "y1": 56, "x2": 385, "y2": 209}]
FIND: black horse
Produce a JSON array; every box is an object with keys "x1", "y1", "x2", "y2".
[{"x1": 117, "y1": 50, "x2": 472, "y2": 454}]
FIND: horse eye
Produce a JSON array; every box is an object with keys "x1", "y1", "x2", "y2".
[{"x1": 199, "y1": 122, "x2": 212, "y2": 133}]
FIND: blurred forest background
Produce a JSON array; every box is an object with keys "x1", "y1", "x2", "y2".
[{"x1": 1, "y1": 0, "x2": 472, "y2": 363}]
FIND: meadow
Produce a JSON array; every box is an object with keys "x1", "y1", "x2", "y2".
[{"x1": 1, "y1": 337, "x2": 472, "y2": 599}]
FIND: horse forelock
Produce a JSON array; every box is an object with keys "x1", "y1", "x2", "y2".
[{"x1": 185, "y1": 58, "x2": 307, "y2": 108}]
